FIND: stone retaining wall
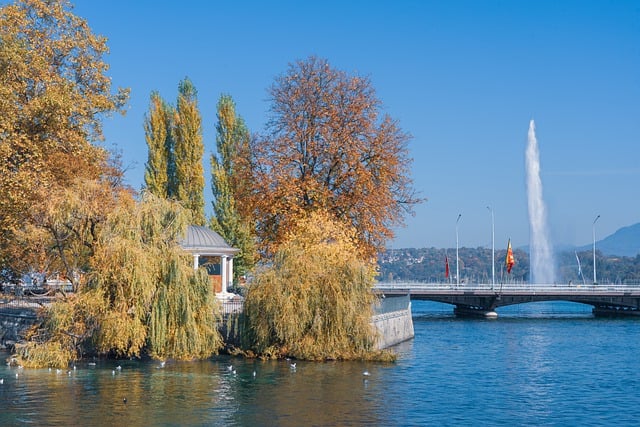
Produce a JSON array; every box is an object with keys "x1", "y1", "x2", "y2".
[
  {"x1": 0, "y1": 295, "x2": 415, "y2": 353},
  {"x1": 0, "y1": 308, "x2": 38, "y2": 350},
  {"x1": 372, "y1": 294, "x2": 414, "y2": 349}
]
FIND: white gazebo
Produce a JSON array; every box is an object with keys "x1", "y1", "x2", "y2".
[{"x1": 180, "y1": 225, "x2": 240, "y2": 299}]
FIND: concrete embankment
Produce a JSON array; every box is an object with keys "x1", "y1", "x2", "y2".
[
  {"x1": 372, "y1": 294, "x2": 414, "y2": 349},
  {"x1": 1, "y1": 294, "x2": 415, "y2": 353},
  {"x1": 0, "y1": 307, "x2": 38, "y2": 350}
]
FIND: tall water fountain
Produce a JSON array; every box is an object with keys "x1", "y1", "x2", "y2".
[{"x1": 525, "y1": 120, "x2": 556, "y2": 284}]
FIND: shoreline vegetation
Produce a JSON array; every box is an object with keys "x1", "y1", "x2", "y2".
[{"x1": 1, "y1": 1, "x2": 415, "y2": 368}]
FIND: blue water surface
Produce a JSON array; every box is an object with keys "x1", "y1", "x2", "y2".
[{"x1": 1, "y1": 301, "x2": 639, "y2": 426}]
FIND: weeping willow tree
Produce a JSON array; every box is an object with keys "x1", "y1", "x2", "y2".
[
  {"x1": 242, "y1": 210, "x2": 394, "y2": 361},
  {"x1": 15, "y1": 193, "x2": 223, "y2": 367}
]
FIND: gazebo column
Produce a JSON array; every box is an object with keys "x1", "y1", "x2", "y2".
[
  {"x1": 193, "y1": 254, "x2": 200, "y2": 270},
  {"x1": 228, "y1": 258, "x2": 234, "y2": 291},
  {"x1": 220, "y1": 255, "x2": 228, "y2": 294}
]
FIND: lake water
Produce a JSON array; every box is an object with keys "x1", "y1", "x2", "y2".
[{"x1": 2, "y1": 301, "x2": 640, "y2": 426}]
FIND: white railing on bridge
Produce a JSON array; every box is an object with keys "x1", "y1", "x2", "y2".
[{"x1": 375, "y1": 282, "x2": 640, "y2": 293}]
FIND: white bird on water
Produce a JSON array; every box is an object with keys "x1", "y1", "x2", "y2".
[
  {"x1": 363, "y1": 370, "x2": 370, "y2": 376},
  {"x1": 159, "y1": 361, "x2": 166, "y2": 368},
  {"x1": 115, "y1": 365, "x2": 122, "y2": 371},
  {"x1": 290, "y1": 362, "x2": 296, "y2": 370},
  {"x1": 0, "y1": 378, "x2": 4, "y2": 384}
]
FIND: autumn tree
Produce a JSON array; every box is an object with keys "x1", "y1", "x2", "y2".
[
  {"x1": 0, "y1": 0, "x2": 128, "y2": 278},
  {"x1": 242, "y1": 210, "x2": 393, "y2": 361},
  {"x1": 251, "y1": 56, "x2": 420, "y2": 258},
  {"x1": 144, "y1": 91, "x2": 175, "y2": 198},
  {"x1": 173, "y1": 78, "x2": 206, "y2": 225},
  {"x1": 210, "y1": 95, "x2": 256, "y2": 282}
]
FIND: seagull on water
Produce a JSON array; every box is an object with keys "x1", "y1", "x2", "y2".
[
  {"x1": 363, "y1": 370, "x2": 370, "y2": 376},
  {"x1": 115, "y1": 365, "x2": 122, "y2": 371},
  {"x1": 0, "y1": 378, "x2": 4, "y2": 384},
  {"x1": 290, "y1": 362, "x2": 296, "y2": 370}
]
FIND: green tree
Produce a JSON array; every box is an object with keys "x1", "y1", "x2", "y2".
[
  {"x1": 143, "y1": 91, "x2": 175, "y2": 197},
  {"x1": 210, "y1": 95, "x2": 256, "y2": 282},
  {"x1": 173, "y1": 77, "x2": 205, "y2": 225},
  {"x1": 242, "y1": 210, "x2": 393, "y2": 361}
]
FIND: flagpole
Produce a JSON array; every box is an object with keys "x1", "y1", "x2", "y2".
[
  {"x1": 487, "y1": 206, "x2": 495, "y2": 289},
  {"x1": 456, "y1": 214, "x2": 462, "y2": 287},
  {"x1": 593, "y1": 215, "x2": 600, "y2": 285}
]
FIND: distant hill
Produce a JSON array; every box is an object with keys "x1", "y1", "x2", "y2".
[{"x1": 577, "y1": 223, "x2": 640, "y2": 257}]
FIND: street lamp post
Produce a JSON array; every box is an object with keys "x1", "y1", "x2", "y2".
[
  {"x1": 593, "y1": 214, "x2": 600, "y2": 285},
  {"x1": 487, "y1": 206, "x2": 495, "y2": 289},
  {"x1": 456, "y1": 214, "x2": 462, "y2": 286}
]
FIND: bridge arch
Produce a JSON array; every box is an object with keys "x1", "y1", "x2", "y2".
[{"x1": 375, "y1": 282, "x2": 640, "y2": 318}]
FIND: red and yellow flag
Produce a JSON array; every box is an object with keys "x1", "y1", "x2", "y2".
[
  {"x1": 445, "y1": 256, "x2": 450, "y2": 279},
  {"x1": 506, "y1": 239, "x2": 515, "y2": 274}
]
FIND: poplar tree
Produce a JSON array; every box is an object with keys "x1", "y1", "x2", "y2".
[
  {"x1": 143, "y1": 91, "x2": 175, "y2": 197},
  {"x1": 173, "y1": 78, "x2": 206, "y2": 225},
  {"x1": 143, "y1": 78, "x2": 205, "y2": 224},
  {"x1": 210, "y1": 95, "x2": 256, "y2": 281}
]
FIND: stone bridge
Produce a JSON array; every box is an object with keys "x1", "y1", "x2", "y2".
[{"x1": 375, "y1": 282, "x2": 640, "y2": 318}]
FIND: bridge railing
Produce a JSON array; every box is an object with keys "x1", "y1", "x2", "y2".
[{"x1": 375, "y1": 281, "x2": 640, "y2": 293}]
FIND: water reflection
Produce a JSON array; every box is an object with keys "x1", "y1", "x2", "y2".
[
  {"x1": 0, "y1": 355, "x2": 391, "y2": 426},
  {"x1": 3, "y1": 301, "x2": 640, "y2": 426}
]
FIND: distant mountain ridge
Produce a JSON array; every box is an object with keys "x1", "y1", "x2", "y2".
[{"x1": 576, "y1": 222, "x2": 640, "y2": 257}]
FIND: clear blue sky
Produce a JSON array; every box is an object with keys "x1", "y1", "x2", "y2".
[{"x1": 62, "y1": 0, "x2": 639, "y2": 250}]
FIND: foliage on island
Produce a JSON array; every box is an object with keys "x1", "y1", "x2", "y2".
[
  {"x1": 144, "y1": 78, "x2": 206, "y2": 226},
  {"x1": 209, "y1": 95, "x2": 256, "y2": 282},
  {"x1": 0, "y1": 0, "x2": 129, "y2": 282},
  {"x1": 1, "y1": 0, "x2": 419, "y2": 367},
  {"x1": 246, "y1": 56, "x2": 422, "y2": 259},
  {"x1": 241, "y1": 211, "x2": 394, "y2": 362},
  {"x1": 15, "y1": 194, "x2": 223, "y2": 368}
]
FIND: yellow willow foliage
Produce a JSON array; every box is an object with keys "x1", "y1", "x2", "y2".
[
  {"x1": 16, "y1": 291, "x2": 105, "y2": 368},
  {"x1": 243, "y1": 211, "x2": 394, "y2": 361},
  {"x1": 147, "y1": 257, "x2": 221, "y2": 361},
  {"x1": 89, "y1": 193, "x2": 223, "y2": 360},
  {"x1": 15, "y1": 193, "x2": 223, "y2": 367}
]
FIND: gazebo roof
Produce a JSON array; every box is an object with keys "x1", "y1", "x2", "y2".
[{"x1": 180, "y1": 225, "x2": 239, "y2": 256}]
